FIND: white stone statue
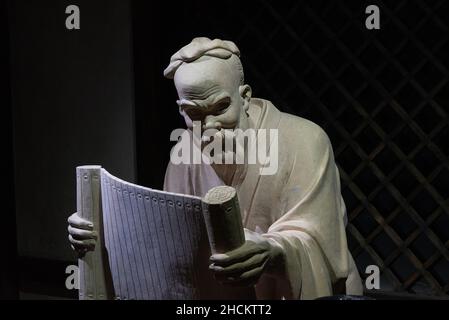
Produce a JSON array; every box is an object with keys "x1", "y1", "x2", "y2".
[{"x1": 69, "y1": 37, "x2": 363, "y2": 299}]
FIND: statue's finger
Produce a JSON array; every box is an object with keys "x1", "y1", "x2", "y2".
[
  {"x1": 68, "y1": 213, "x2": 93, "y2": 230},
  {"x1": 217, "y1": 267, "x2": 262, "y2": 287},
  {"x1": 239, "y1": 263, "x2": 266, "y2": 281},
  {"x1": 68, "y1": 234, "x2": 95, "y2": 248},
  {"x1": 68, "y1": 225, "x2": 97, "y2": 240},
  {"x1": 210, "y1": 252, "x2": 268, "y2": 275},
  {"x1": 210, "y1": 244, "x2": 265, "y2": 267}
]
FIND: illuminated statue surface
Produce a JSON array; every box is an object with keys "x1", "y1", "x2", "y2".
[{"x1": 69, "y1": 37, "x2": 363, "y2": 299}]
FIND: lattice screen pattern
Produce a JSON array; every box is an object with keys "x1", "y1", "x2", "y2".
[{"x1": 183, "y1": 0, "x2": 449, "y2": 297}]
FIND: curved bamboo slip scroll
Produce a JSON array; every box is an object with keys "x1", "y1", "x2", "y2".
[{"x1": 76, "y1": 165, "x2": 255, "y2": 300}]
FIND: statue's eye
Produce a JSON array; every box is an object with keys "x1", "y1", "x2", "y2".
[
  {"x1": 215, "y1": 101, "x2": 230, "y2": 113},
  {"x1": 183, "y1": 107, "x2": 203, "y2": 120}
]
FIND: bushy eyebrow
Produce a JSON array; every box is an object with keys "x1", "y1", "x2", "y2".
[
  {"x1": 176, "y1": 92, "x2": 230, "y2": 109},
  {"x1": 210, "y1": 93, "x2": 231, "y2": 107},
  {"x1": 176, "y1": 99, "x2": 197, "y2": 107}
]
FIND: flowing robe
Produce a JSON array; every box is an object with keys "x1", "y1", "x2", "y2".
[{"x1": 164, "y1": 98, "x2": 363, "y2": 299}]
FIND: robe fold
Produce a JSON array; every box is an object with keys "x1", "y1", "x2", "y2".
[{"x1": 164, "y1": 98, "x2": 363, "y2": 299}]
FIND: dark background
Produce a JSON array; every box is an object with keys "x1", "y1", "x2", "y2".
[{"x1": 2, "y1": 0, "x2": 448, "y2": 299}]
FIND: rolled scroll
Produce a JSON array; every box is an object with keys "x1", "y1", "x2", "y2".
[
  {"x1": 76, "y1": 166, "x2": 112, "y2": 300},
  {"x1": 202, "y1": 186, "x2": 246, "y2": 254},
  {"x1": 76, "y1": 166, "x2": 255, "y2": 299},
  {"x1": 202, "y1": 185, "x2": 256, "y2": 299}
]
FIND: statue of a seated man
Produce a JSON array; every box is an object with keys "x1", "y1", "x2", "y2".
[{"x1": 68, "y1": 37, "x2": 363, "y2": 299}]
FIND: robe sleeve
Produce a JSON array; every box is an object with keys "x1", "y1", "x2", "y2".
[
  {"x1": 163, "y1": 161, "x2": 191, "y2": 194},
  {"x1": 262, "y1": 125, "x2": 351, "y2": 299}
]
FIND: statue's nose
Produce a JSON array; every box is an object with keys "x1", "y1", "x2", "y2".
[{"x1": 203, "y1": 116, "x2": 222, "y2": 131}]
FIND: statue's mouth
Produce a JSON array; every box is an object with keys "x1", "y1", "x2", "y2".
[{"x1": 200, "y1": 128, "x2": 246, "y2": 163}]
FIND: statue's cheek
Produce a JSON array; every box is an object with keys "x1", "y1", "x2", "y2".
[{"x1": 214, "y1": 106, "x2": 241, "y2": 128}]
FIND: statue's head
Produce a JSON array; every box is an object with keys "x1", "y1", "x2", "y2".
[{"x1": 164, "y1": 37, "x2": 252, "y2": 132}]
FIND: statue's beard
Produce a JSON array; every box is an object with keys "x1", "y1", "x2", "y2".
[
  {"x1": 200, "y1": 128, "x2": 248, "y2": 166},
  {"x1": 201, "y1": 129, "x2": 247, "y2": 186},
  {"x1": 188, "y1": 110, "x2": 250, "y2": 165}
]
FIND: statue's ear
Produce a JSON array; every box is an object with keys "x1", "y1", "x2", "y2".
[
  {"x1": 239, "y1": 85, "x2": 252, "y2": 113},
  {"x1": 239, "y1": 84, "x2": 252, "y2": 101}
]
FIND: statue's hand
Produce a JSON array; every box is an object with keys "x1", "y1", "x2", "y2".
[
  {"x1": 67, "y1": 212, "x2": 97, "y2": 256},
  {"x1": 209, "y1": 228, "x2": 285, "y2": 287}
]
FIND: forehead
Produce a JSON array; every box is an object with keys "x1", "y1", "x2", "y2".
[{"x1": 174, "y1": 57, "x2": 236, "y2": 100}]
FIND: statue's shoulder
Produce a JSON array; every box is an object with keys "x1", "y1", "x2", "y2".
[
  {"x1": 282, "y1": 111, "x2": 324, "y2": 135},
  {"x1": 278, "y1": 110, "x2": 336, "y2": 168},
  {"x1": 261, "y1": 99, "x2": 331, "y2": 147}
]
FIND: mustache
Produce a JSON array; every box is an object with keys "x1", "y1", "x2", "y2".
[
  {"x1": 187, "y1": 116, "x2": 238, "y2": 130},
  {"x1": 201, "y1": 128, "x2": 234, "y2": 144}
]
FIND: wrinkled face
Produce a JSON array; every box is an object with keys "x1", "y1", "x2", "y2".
[{"x1": 173, "y1": 56, "x2": 249, "y2": 133}]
